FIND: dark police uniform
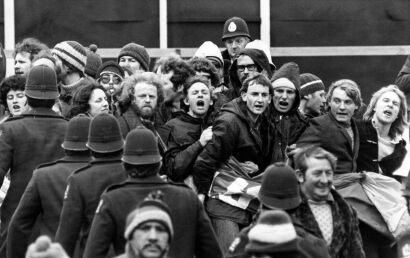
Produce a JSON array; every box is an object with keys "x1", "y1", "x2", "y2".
[
  {"x1": 0, "y1": 108, "x2": 67, "y2": 257},
  {"x1": 55, "y1": 155, "x2": 126, "y2": 258},
  {"x1": 84, "y1": 174, "x2": 223, "y2": 258},
  {"x1": 7, "y1": 155, "x2": 91, "y2": 258}
]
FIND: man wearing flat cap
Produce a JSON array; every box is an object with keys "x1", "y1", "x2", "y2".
[{"x1": 0, "y1": 65, "x2": 68, "y2": 257}]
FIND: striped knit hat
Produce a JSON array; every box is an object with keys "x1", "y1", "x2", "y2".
[
  {"x1": 52, "y1": 41, "x2": 87, "y2": 73},
  {"x1": 246, "y1": 210, "x2": 299, "y2": 255},
  {"x1": 124, "y1": 192, "x2": 173, "y2": 242},
  {"x1": 299, "y1": 73, "x2": 325, "y2": 98}
]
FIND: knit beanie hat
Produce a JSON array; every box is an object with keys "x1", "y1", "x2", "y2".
[
  {"x1": 97, "y1": 60, "x2": 125, "y2": 79},
  {"x1": 194, "y1": 41, "x2": 224, "y2": 67},
  {"x1": 245, "y1": 40, "x2": 276, "y2": 71},
  {"x1": 222, "y1": 17, "x2": 251, "y2": 41},
  {"x1": 122, "y1": 127, "x2": 162, "y2": 165},
  {"x1": 245, "y1": 210, "x2": 298, "y2": 255},
  {"x1": 62, "y1": 114, "x2": 91, "y2": 151},
  {"x1": 85, "y1": 44, "x2": 102, "y2": 79},
  {"x1": 86, "y1": 113, "x2": 124, "y2": 153},
  {"x1": 271, "y1": 62, "x2": 300, "y2": 90},
  {"x1": 299, "y1": 73, "x2": 325, "y2": 98},
  {"x1": 259, "y1": 163, "x2": 301, "y2": 210},
  {"x1": 25, "y1": 65, "x2": 59, "y2": 100},
  {"x1": 117, "y1": 43, "x2": 150, "y2": 72},
  {"x1": 52, "y1": 41, "x2": 87, "y2": 73},
  {"x1": 124, "y1": 191, "x2": 174, "y2": 242}
]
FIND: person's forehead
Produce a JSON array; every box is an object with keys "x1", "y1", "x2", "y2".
[
  {"x1": 237, "y1": 55, "x2": 254, "y2": 65},
  {"x1": 120, "y1": 55, "x2": 137, "y2": 60},
  {"x1": 305, "y1": 157, "x2": 332, "y2": 171},
  {"x1": 225, "y1": 36, "x2": 248, "y2": 42},
  {"x1": 379, "y1": 91, "x2": 400, "y2": 102},
  {"x1": 247, "y1": 83, "x2": 269, "y2": 93},
  {"x1": 15, "y1": 51, "x2": 31, "y2": 60},
  {"x1": 134, "y1": 82, "x2": 158, "y2": 93},
  {"x1": 331, "y1": 87, "x2": 353, "y2": 100},
  {"x1": 189, "y1": 82, "x2": 209, "y2": 91}
]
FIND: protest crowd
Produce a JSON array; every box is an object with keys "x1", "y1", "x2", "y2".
[{"x1": 1, "y1": 16, "x2": 410, "y2": 258}]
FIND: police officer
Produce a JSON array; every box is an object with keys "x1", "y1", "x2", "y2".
[
  {"x1": 7, "y1": 115, "x2": 92, "y2": 258},
  {"x1": 0, "y1": 65, "x2": 68, "y2": 257},
  {"x1": 84, "y1": 127, "x2": 223, "y2": 258},
  {"x1": 55, "y1": 113, "x2": 126, "y2": 258}
]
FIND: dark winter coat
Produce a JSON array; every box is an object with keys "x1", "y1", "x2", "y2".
[
  {"x1": 193, "y1": 98, "x2": 272, "y2": 194},
  {"x1": 297, "y1": 113, "x2": 360, "y2": 174},
  {"x1": 59, "y1": 77, "x2": 93, "y2": 119},
  {"x1": 295, "y1": 189, "x2": 365, "y2": 258},
  {"x1": 55, "y1": 155, "x2": 126, "y2": 258},
  {"x1": 226, "y1": 216, "x2": 330, "y2": 258},
  {"x1": 118, "y1": 108, "x2": 167, "y2": 155},
  {"x1": 83, "y1": 174, "x2": 223, "y2": 258},
  {"x1": 0, "y1": 108, "x2": 67, "y2": 257},
  {"x1": 356, "y1": 120, "x2": 407, "y2": 177},
  {"x1": 7, "y1": 155, "x2": 90, "y2": 258},
  {"x1": 395, "y1": 55, "x2": 410, "y2": 99},
  {"x1": 160, "y1": 112, "x2": 207, "y2": 181}
]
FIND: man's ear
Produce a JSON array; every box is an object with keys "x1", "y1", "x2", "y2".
[
  {"x1": 241, "y1": 91, "x2": 247, "y2": 102},
  {"x1": 183, "y1": 97, "x2": 189, "y2": 106},
  {"x1": 295, "y1": 169, "x2": 304, "y2": 183}
]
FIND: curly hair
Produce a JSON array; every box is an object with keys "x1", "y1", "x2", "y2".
[
  {"x1": 188, "y1": 57, "x2": 220, "y2": 87},
  {"x1": 67, "y1": 81, "x2": 107, "y2": 118},
  {"x1": 363, "y1": 85, "x2": 408, "y2": 138},
  {"x1": 159, "y1": 58, "x2": 195, "y2": 91},
  {"x1": 0, "y1": 75, "x2": 26, "y2": 110},
  {"x1": 118, "y1": 72, "x2": 165, "y2": 112},
  {"x1": 14, "y1": 38, "x2": 50, "y2": 61}
]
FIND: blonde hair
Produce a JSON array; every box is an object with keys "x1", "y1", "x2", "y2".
[{"x1": 363, "y1": 85, "x2": 408, "y2": 138}]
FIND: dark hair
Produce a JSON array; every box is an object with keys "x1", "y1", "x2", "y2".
[
  {"x1": 123, "y1": 162, "x2": 162, "y2": 178},
  {"x1": 294, "y1": 146, "x2": 337, "y2": 175},
  {"x1": 160, "y1": 58, "x2": 195, "y2": 91},
  {"x1": 188, "y1": 57, "x2": 220, "y2": 87},
  {"x1": 27, "y1": 96, "x2": 55, "y2": 109},
  {"x1": 0, "y1": 75, "x2": 26, "y2": 110},
  {"x1": 240, "y1": 73, "x2": 273, "y2": 94},
  {"x1": 183, "y1": 75, "x2": 211, "y2": 97},
  {"x1": 14, "y1": 38, "x2": 49, "y2": 61},
  {"x1": 67, "y1": 81, "x2": 107, "y2": 118}
]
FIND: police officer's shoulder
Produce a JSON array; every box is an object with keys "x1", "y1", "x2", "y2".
[
  {"x1": 104, "y1": 180, "x2": 130, "y2": 193},
  {"x1": 4, "y1": 114, "x2": 24, "y2": 122},
  {"x1": 72, "y1": 163, "x2": 92, "y2": 175},
  {"x1": 168, "y1": 180, "x2": 191, "y2": 189},
  {"x1": 36, "y1": 159, "x2": 60, "y2": 169}
]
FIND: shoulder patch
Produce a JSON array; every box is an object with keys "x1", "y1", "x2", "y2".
[
  {"x1": 63, "y1": 184, "x2": 70, "y2": 200},
  {"x1": 228, "y1": 237, "x2": 241, "y2": 253},
  {"x1": 95, "y1": 199, "x2": 104, "y2": 214}
]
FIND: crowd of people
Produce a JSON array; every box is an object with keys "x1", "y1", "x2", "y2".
[{"x1": 0, "y1": 16, "x2": 409, "y2": 258}]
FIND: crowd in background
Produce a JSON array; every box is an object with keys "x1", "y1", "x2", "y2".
[{"x1": 0, "y1": 16, "x2": 410, "y2": 258}]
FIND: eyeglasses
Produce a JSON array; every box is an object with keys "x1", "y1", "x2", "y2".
[
  {"x1": 237, "y1": 64, "x2": 257, "y2": 72},
  {"x1": 99, "y1": 74, "x2": 122, "y2": 85}
]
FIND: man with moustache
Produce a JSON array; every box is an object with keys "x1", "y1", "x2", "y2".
[
  {"x1": 118, "y1": 72, "x2": 167, "y2": 153},
  {"x1": 161, "y1": 76, "x2": 213, "y2": 189},
  {"x1": 193, "y1": 74, "x2": 273, "y2": 253},
  {"x1": 224, "y1": 48, "x2": 273, "y2": 102},
  {"x1": 294, "y1": 146, "x2": 365, "y2": 258},
  {"x1": 298, "y1": 73, "x2": 327, "y2": 119}
]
